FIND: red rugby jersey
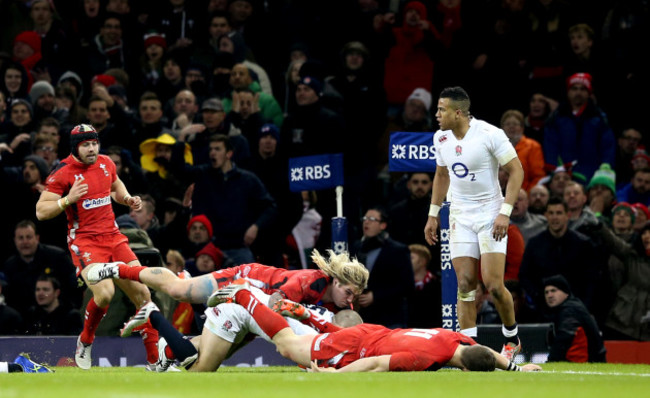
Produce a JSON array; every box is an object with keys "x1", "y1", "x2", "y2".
[
  {"x1": 313, "y1": 325, "x2": 477, "y2": 371},
  {"x1": 211, "y1": 264, "x2": 332, "y2": 305},
  {"x1": 45, "y1": 154, "x2": 119, "y2": 237}
]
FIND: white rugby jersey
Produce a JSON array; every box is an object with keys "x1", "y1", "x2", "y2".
[{"x1": 433, "y1": 118, "x2": 517, "y2": 204}]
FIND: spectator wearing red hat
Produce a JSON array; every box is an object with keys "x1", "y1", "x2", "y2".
[
  {"x1": 632, "y1": 203, "x2": 650, "y2": 233},
  {"x1": 543, "y1": 71, "x2": 616, "y2": 181},
  {"x1": 11, "y1": 31, "x2": 42, "y2": 89},
  {"x1": 631, "y1": 146, "x2": 650, "y2": 174},
  {"x1": 138, "y1": 33, "x2": 167, "y2": 93},
  {"x1": 185, "y1": 242, "x2": 234, "y2": 277},
  {"x1": 182, "y1": 214, "x2": 214, "y2": 260}
]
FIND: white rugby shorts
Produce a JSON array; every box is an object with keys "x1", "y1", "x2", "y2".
[{"x1": 448, "y1": 199, "x2": 508, "y2": 259}]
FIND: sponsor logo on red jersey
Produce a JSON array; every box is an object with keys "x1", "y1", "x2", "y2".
[{"x1": 82, "y1": 195, "x2": 111, "y2": 210}]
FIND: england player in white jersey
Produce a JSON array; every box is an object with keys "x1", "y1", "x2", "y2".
[
  {"x1": 124, "y1": 285, "x2": 361, "y2": 372},
  {"x1": 424, "y1": 87, "x2": 525, "y2": 361}
]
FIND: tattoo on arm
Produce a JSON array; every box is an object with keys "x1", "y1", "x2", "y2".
[{"x1": 150, "y1": 269, "x2": 163, "y2": 275}]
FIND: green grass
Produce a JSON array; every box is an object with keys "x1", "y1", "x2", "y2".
[{"x1": 1, "y1": 363, "x2": 649, "y2": 398}]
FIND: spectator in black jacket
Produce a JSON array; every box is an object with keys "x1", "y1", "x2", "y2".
[
  {"x1": 543, "y1": 274, "x2": 607, "y2": 363},
  {"x1": 519, "y1": 198, "x2": 599, "y2": 312},
  {"x1": 351, "y1": 207, "x2": 414, "y2": 328},
  {"x1": 2, "y1": 220, "x2": 81, "y2": 315},
  {"x1": 171, "y1": 134, "x2": 277, "y2": 265},
  {"x1": 24, "y1": 274, "x2": 82, "y2": 335}
]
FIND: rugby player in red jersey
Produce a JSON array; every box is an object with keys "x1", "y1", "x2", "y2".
[
  {"x1": 208, "y1": 282, "x2": 543, "y2": 373},
  {"x1": 87, "y1": 249, "x2": 369, "y2": 317},
  {"x1": 36, "y1": 124, "x2": 159, "y2": 370}
]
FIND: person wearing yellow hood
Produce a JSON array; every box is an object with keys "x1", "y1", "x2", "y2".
[{"x1": 139, "y1": 133, "x2": 193, "y2": 211}]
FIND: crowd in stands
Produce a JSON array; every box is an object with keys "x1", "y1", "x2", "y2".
[{"x1": 1, "y1": 0, "x2": 649, "y2": 356}]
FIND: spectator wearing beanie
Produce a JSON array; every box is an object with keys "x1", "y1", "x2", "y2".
[
  {"x1": 183, "y1": 214, "x2": 214, "y2": 260},
  {"x1": 543, "y1": 72, "x2": 616, "y2": 181},
  {"x1": 29, "y1": 80, "x2": 67, "y2": 125},
  {"x1": 138, "y1": 32, "x2": 167, "y2": 92},
  {"x1": 542, "y1": 274, "x2": 607, "y2": 363},
  {"x1": 631, "y1": 203, "x2": 650, "y2": 233},
  {"x1": 12, "y1": 31, "x2": 42, "y2": 89},
  {"x1": 186, "y1": 242, "x2": 234, "y2": 277},
  {"x1": 586, "y1": 163, "x2": 617, "y2": 221}
]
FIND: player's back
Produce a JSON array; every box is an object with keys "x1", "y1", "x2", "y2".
[
  {"x1": 211, "y1": 264, "x2": 330, "y2": 303},
  {"x1": 362, "y1": 327, "x2": 476, "y2": 371}
]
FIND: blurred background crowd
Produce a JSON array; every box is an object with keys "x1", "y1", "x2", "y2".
[{"x1": 0, "y1": 0, "x2": 649, "y2": 352}]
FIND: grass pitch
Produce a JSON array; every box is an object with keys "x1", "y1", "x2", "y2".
[{"x1": 1, "y1": 363, "x2": 649, "y2": 398}]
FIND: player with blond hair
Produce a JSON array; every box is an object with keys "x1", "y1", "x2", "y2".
[{"x1": 87, "y1": 249, "x2": 369, "y2": 336}]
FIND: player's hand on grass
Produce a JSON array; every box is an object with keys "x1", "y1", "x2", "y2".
[
  {"x1": 521, "y1": 364, "x2": 542, "y2": 372},
  {"x1": 308, "y1": 360, "x2": 336, "y2": 373}
]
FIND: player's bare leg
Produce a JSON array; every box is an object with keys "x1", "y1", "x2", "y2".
[
  {"x1": 452, "y1": 256, "x2": 479, "y2": 336},
  {"x1": 141, "y1": 270, "x2": 219, "y2": 304},
  {"x1": 481, "y1": 252, "x2": 520, "y2": 359},
  {"x1": 76, "y1": 267, "x2": 116, "y2": 369},
  {"x1": 189, "y1": 328, "x2": 232, "y2": 372},
  {"x1": 481, "y1": 253, "x2": 515, "y2": 326}
]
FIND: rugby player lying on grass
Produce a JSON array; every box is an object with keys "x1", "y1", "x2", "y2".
[
  {"x1": 209, "y1": 282, "x2": 543, "y2": 372},
  {"x1": 116, "y1": 250, "x2": 366, "y2": 371},
  {"x1": 125, "y1": 284, "x2": 362, "y2": 372}
]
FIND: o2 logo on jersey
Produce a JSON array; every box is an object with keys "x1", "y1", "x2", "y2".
[{"x1": 451, "y1": 162, "x2": 476, "y2": 181}]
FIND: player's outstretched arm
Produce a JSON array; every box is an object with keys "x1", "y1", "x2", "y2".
[
  {"x1": 492, "y1": 347, "x2": 541, "y2": 372},
  {"x1": 308, "y1": 355, "x2": 391, "y2": 373}
]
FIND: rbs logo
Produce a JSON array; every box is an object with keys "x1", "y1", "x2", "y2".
[
  {"x1": 391, "y1": 144, "x2": 436, "y2": 161},
  {"x1": 291, "y1": 165, "x2": 331, "y2": 182}
]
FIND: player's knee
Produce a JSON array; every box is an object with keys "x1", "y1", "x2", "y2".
[
  {"x1": 457, "y1": 278, "x2": 477, "y2": 293},
  {"x1": 457, "y1": 289, "x2": 476, "y2": 302},
  {"x1": 92, "y1": 287, "x2": 114, "y2": 306},
  {"x1": 487, "y1": 284, "x2": 508, "y2": 301}
]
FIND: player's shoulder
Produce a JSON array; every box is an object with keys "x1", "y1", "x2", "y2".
[
  {"x1": 433, "y1": 129, "x2": 452, "y2": 145},
  {"x1": 471, "y1": 118, "x2": 501, "y2": 135},
  {"x1": 97, "y1": 154, "x2": 115, "y2": 165},
  {"x1": 47, "y1": 157, "x2": 73, "y2": 181}
]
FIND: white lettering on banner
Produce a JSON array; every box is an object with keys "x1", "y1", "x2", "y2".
[
  {"x1": 442, "y1": 319, "x2": 453, "y2": 329},
  {"x1": 440, "y1": 243, "x2": 452, "y2": 270},
  {"x1": 290, "y1": 165, "x2": 331, "y2": 182},
  {"x1": 442, "y1": 304, "x2": 453, "y2": 318},
  {"x1": 82, "y1": 195, "x2": 112, "y2": 210},
  {"x1": 391, "y1": 144, "x2": 436, "y2": 161}
]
